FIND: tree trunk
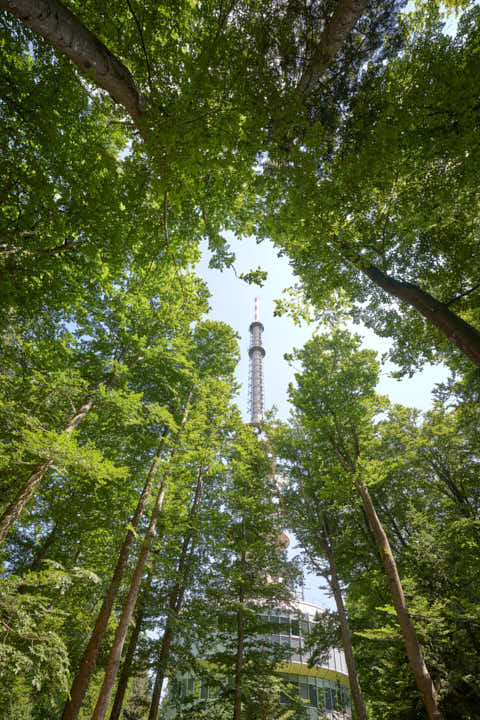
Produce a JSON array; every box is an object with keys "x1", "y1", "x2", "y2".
[
  {"x1": 363, "y1": 264, "x2": 480, "y2": 369},
  {"x1": 148, "y1": 461, "x2": 207, "y2": 720},
  {"x1": 91, "y1": 388, "x2": 194, "y2": 720},
  {"x1": 91, "y1": 478, "x2": 168, "y2": 720},
  {"x1": 297, "y1": 0, "x2": 369, "y2": 96},
  {"x1": 321, "y1": 517, "x2": 369, "y2": 720},
  {"x1": 29, "y1": 520, "x2": 59, "y2": 572},
  {"x1": 108, "y1": 604, "x2": 146, "y2": 720},
  {"x1": 147, "y1": 547, "x2": 197, "y2": 720},
  {"x1": 0, "y1": 0, "x2": 145, "y2": 127},
  {"x1": 0, "y1": 393, "x2": 95, "y2": 545},
  {"x1": 357, "y1": 480, "x2": 444, "y2": 720},
  {"x1": 62, "y1": 431, "x2": 168, "y2": 720},
  {"x1": 233, "y1": 516, "x2": 246, "y2": 720},
  {"x1": 148, "y1": 625, "x2": 174, "y2": 720}
]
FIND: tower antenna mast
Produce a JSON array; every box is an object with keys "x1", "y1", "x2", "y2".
[{"x1": 248, "y1": 297, "x2": 265, "y2": 425}]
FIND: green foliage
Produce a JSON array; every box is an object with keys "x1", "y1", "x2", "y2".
[
  {"x1": 245, "y1": 3, "x2": 480, "y2": 374},
  {"x1": 304, "y1": 611, "x2": 342, "y2": 669},
  {"x1": 0, "y1": 563, "x2": 99, "y2": 715},
  {"x1": 1, "y1": 1, "x2": 480, "y2": 718}
]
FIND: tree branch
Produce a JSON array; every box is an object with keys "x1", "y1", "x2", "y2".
[
  {"x1": 125, "y1": 0, "x2": 153, "y2": 93},
  {"x1": 297, "y1": 0, "x2": 369, "y2": 97},
  {"x1": 1, "y1": 0, "x2": 146, "y2": 129},
  {"x1": 445, "y1": 281, "x2": 480, "y2": 307},
  {"x1": 363, "y1": 263, "x2": 480, "y2": 368}
]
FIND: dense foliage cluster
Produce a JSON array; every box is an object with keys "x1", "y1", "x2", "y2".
[{"x1": 1, "y1": 0, "x2": 479, "y2": 719}]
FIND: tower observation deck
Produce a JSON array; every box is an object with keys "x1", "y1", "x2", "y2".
[{"x1": 248, "y1": 297, "x2": 265, "y2": 425}]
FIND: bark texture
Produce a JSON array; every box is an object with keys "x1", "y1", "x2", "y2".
[
  {"x1": 109, "y1": 604, "x2": 146, "y2": 720},
  {"x1": 91, "y1": 389, "x2": 193, "y2": 720},
  {"x1": 364, "y1": 264, "x2": 480, "y2": 369},
  {"x1": 357, "y1": 480, "x2": 444, "y2": 720},
  {"x1": 0, "y1": 0, "x2": 144, "y2": 126},
  {"x1": 148, "y1": 462, "x2": 206, "y2": 720},
  {"x1": 62, "y1": 431, "x2": 168, "y2": 720},
  {"x1": 91, "y1": 479, "x2": 168, "y2": 720},
  {"x1": 319, "y1": 520, "x2": 368, "y2": 720},
  {"x1": 297, "y1": 0, "x2": 369, "y2": 95},
  {"x1": 0, "y1": 393, "x2": 95, "y2": 545}
]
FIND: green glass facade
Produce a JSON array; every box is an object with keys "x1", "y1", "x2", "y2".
[{"x1": 166, "y1": 600, "x2": 352, "y2": 719}]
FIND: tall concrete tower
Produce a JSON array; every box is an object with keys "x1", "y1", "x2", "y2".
[{"x1": 248, "y1": 297, "x2": 265, "y2": 425}]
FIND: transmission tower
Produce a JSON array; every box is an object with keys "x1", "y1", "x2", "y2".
[{"x1": 248, "y1": 297, "x2": 265, "y2": 425}]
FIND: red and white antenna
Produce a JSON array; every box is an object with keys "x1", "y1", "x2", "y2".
[{"x1": 254, "y1": 296, "x2": 259, "y2": 322}]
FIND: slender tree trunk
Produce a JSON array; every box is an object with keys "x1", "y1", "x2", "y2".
[
  {"x1": 29, "y1": 520, "x2": 59, "y2": 572},
  {"x1": 91, "y1": 477, "x2": 168, "y2": 720},
  {"x1": 0, "y1": 0, "x2": 145, "y2": 127},
  {"x1": 148, "y1": 625, "x2": 174, "y2": 720},
  {"x1": 357, "y1": 480, "x2": 444, "y2": 720},
  {"x1": 62, "y1": 430, "x2": 168, "y2": 720},
  {"x1": 0, "y1": 393, "x2": 95, "y2": 545},
  {"x1": 148, "y1": 462, "x2": 207, "y2": 720},
  {"x1": 321, "y1": 517, "x2": 368, "y2": 720},
  {"x1": 91, "y1": 388, "x2": 194, "y2": 720},
  {"x1": 363, "y1": 264, "x2": 480, "y2": 369},
  {"x1": 147, "y1": 549, "x2": 197, "y2": 720},
  {"x1": 233, "y1": 516, "x2": 246, "y2": 720},
  {"x1": 108, "y1": 604, "x2": 146, "y2": 720}
]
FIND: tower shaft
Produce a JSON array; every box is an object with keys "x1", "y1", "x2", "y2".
[{"x1": 248, "y1": 298, "x2": 265, "y2": 425}]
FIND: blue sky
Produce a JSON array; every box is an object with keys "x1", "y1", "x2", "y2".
[
  {"x1": 197, "y1": 233, "x2": 448, "y2": 608},
  {"x1": 197, "y1": 233, "x2": 447, "y2": 421}
]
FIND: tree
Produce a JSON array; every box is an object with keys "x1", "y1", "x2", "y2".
[
  {"x1": 89, "y1": 325, "x2": 239, "y2": 720},
  {"x1": 164, "y1": 423, "x2": 304, "y2": 720},
  {"x1": 247, "y1": 5, "x2": 480, "y2": 374},
  {"x1": 146, "y1": 381, "x2": 242, "y2": 720},
  {"x1": 346, "y1": 399, "x2": 480, "y2": 718},
  {"x1": 0, "y1": 262, "x2": 206, "y2": 543},
  {"x1": 272, "y1": 419, "x2": 369, "y2": 720},
  {"x1": 287, "y1": 328, "x2": 444, "y2": 720},
  {"x1": 1, "y1": 0, "x2": 409, "y2": 284}
]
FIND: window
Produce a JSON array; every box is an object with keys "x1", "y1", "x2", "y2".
[
  {"x1": 291, "y1": 637, "x2": 301, "y2": 662},
  {"x1": 280, "y1": 681, "x2": 298, "y2": 705},
  {"x1": 200, "y1": 683, "x2": 208, "y2": 700},
  {"x1": 309, "y1": 685, "x2": 318, "y2": 708},
  {"x1": 299, "y1": 683, "x2": 309, "y2": 701},
  {"x1": 291, "y1": 619, "x2": 300, "y2": 636},
  {"x1": 340, "y1": 687, "x2": 351, "y2": 709}
]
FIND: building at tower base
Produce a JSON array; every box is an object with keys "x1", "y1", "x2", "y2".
[{"x1": 165, "y1": 599, "x2": 351, "y2": 720}]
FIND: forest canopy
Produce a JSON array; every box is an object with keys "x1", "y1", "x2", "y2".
[{"x1": 1, "y1": 1, "x2": 479, "y2": 719}]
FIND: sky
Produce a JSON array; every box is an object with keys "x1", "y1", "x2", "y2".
[{"x1": 196, "y1": 233, "x2": 448, "y2": 608}]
